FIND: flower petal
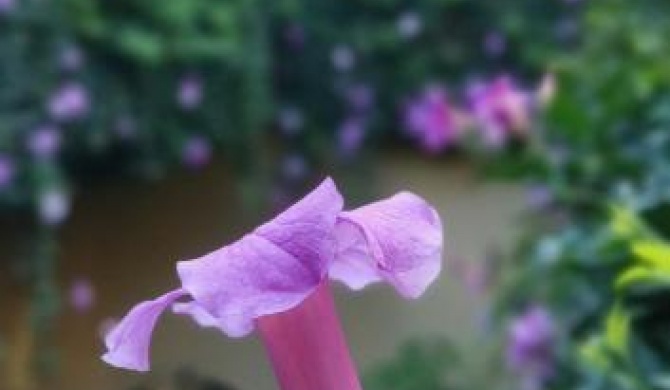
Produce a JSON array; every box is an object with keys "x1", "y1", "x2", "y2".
[
  {"x1": 332, "y1": 192, "x2": 443, "y2": 298},
  {"x1": 102, "y1": 289, "x2": 185, "y2": 371},
  {"x1": 177, "y1": 178, "x2": 344, "y2": 337},
  {"x1": 172, "y1": 301, "x2": 221, "y2": 329},
  {"x1": 330, "y1": 220, "x2": 382, "y2": 290}
]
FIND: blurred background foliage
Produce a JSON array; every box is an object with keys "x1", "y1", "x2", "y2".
[{"x1": 2, "y1": 0, "x2": 670, "y2": 389}]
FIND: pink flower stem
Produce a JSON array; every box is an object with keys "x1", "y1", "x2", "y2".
[{"x1": 256, "y1": 281, "x2": 363, "y2": 390}]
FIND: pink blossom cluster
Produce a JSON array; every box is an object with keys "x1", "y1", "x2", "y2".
[{"x1": 403, "y1": 74, "x2": 554, "y2": 153}]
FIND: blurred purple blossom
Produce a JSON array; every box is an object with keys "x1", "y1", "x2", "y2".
[
  {"x1": 281, "y1": 154, "x2": 308, "y2": 181},
  {"x1": 69, "y1": 278, "x2": 96, "y2": 313},
  {"x1": 404, "y1": 85, "x2": 467, "y2": 153},
  {"x1": 397, "y1": 11, "x2": 422, "y2": 39},
  {"x1": 28, "y1": 125, "x2": 62, "y2": 160},
  {"x1": 0, "y1": 154, "x2": 16, "y2": 189},
  {"x1": 59, "y1": 45, "x2": 85, "y2": 72},
  {"x1": 331, "y1": 45, "x2": 355, "y2": 72},
  {"x1": 182, "y1": 136, "x2": 212, "y2": 169},
  {"x1": 278, "y1": 107, "x2": 304, "y2": 136},
  {"x1": 483, "y1": 31, "x2": 507, "y2": 57},
  {"x1": 48, "y1": 82, "x2": 90, "y2": 121},
  {"x1": 38, "y1": 188, "x2": 71, "y2": 226},
  {"x1": 345, "y1": 84, "x2": 375, "y2": 113},
  {"x1": 507, "y1": 306, "x2": 555, "y2": 389},
  {"x1": 284, "y1": 24, "x2": 306, "y2": 50},
  {"x1": 468, "y1": 75, "x2": 531, "y2": 148},
  {"x1": 0, "y1": 0, "x2": 14, "y2": 13},
  {"x1": 177, "y1": 75, "x2": 204, "y2": 110},
  {"x1": 337, "y1": 117, "x2": 366, "y2": 156}
]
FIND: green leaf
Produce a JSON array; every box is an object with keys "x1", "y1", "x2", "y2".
[
  {"x1": 579, "y1": 336, "x2": 612, "y2": 371},
  {"x1": 632, "y1": 241, "x2": 670, "y2": 270},
  {"x1": 610, "y1": 206, "x2": 645, "y2": 238},
  {"x1": 615, "y1": 266, "x2": 670, "y2": 291},
  {"x1": 604, "y1": 303, "x2": 630, "y2": 358}
]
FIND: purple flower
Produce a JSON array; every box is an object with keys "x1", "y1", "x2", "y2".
[
  {"x1": 397, "y1": 11, "x2": 422, "y2": 39},
  {"x1": 101, "y1": 177, "x2": 443, "y2": 387},
  {"x1": 331, "y1": 45, "x2": 355, "y2": 72},
  {"x1": 468, "y1": 75, "x2": 531, "y2": 147},
  {"x1": 483, "y1": 31, "x2": 507, "y2": 57},
  {"x1": 0, "y1": 154, "x2": 16, "y2": 189},
  {"x1": 59, "y1": 45, "x2": 85, "y2": 72},
  {"x1": 277, "y1": 106, "x2": 304, "y2": 137},
  {"x1": 27, "y1": 125, "x2": 61, "y2": 160},
  {"x1": 182, "y1": 136, "x2": 212, "y2": 169},
  {"x1": 337, "y1": 117, "x2": 366, "y2": 156},
  {"x1": 507, "y1": 306, "x2": 555, "y2": 388},
  {"x1": 69, "y1": 278, "x2": 96, "y2": 313},
  {"x1": 177, "y1": 75, "x2": 204, "y2": 110},
  {"x1": 38, "y1": 188, "x2": 71, "y2": 226},
  {"x1": 404, "y1": 85, "x2": 467, "y2": 153},
  {"x1": 48, "y1": 82, "x2": 90, "y2": 121},
  {"x1": 345, "y1": 84, "x2": 375, "y2": 113},
  {"x1": 0, "y1": 0, "x2": 14, "y2": 13}
]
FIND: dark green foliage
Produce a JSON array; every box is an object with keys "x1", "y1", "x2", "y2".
[{"x1": 494, "y1": 1, "x2": 670, "y2": 389}]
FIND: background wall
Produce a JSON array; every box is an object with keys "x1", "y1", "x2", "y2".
[{"x1": 2, "y1": 151, "x2": 525, "y2": 390}]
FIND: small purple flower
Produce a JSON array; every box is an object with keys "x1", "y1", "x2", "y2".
[
  {"x1": 182, "y1": 136, "x2": 212, "y2": 169},
  {"x1": 177, "y1": 75, "x2": 204, "y2": 110},
  {"x1": 404, "y1": 85, "x2": 467, "y2": 153},
  {"x1": 69, "y1": 278, "x2": 96, "y2": 313},
  {"x1": 38, "y1": 188, "x2": 71, "y2": 226},
  {"x1": 101, "y1": 178, "x2": 443, "y2": 379},
  {"x1": 483, "y1": 31, "x2": 507, "y2": 57},
  {"x1": 345, "y1": 84, "x2": 375, "y2": 113},
  {"x1": 397, "y1": 11, "x2": 422, "y2": 39},
  {"x1": 468, "y1": 75, "x2": 531, "y2": 148},
  {"x1": 59, "y1": 45, "x2": 85, "y2": 72},
  {"x1": 337, "y1": 117, "x2": 366, "y2": 156},
  {"x1": 507, "y1": 306, "x2": 555, "y2": 389},
  {"x1": 0, "y1": 0, "x2": 14, "y2": 13},
  {"x1": 277, "y1": 106, "x2": 304, "y2": 137},
  {"x1": 331, "y1": 45, "x2": 355, "y2": 72},
  {"x1": 48, "y1": 82, "x2": 90, "y2": 121},
  {"x1": 27, "y1": 125, "x2": 62, "y2": 160},
  {"x1": 0, "y1": 154, "x2": 16, "y2": 189}
]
